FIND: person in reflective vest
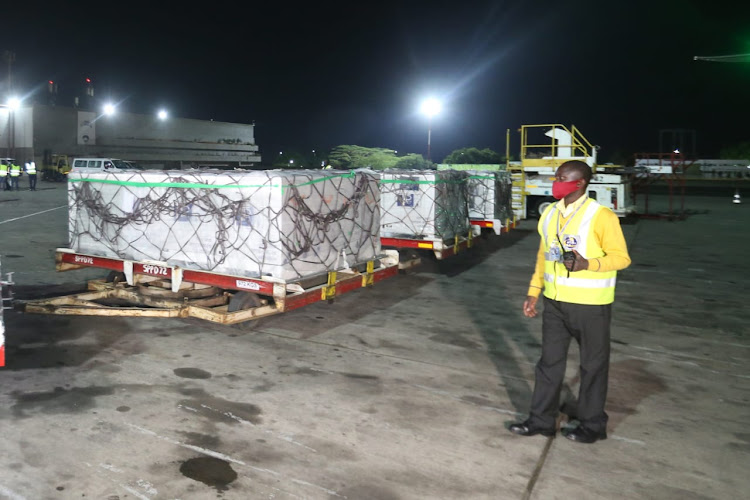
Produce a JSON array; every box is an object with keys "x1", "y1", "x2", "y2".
[
  {"x1": 0, "y1": 162, "x2": 8, "y2": 191},
  {"x1": 25, "y1": 161, "x2": 37, "y2": 191},
  {"x1": 9, "y1": 162, "x2": 21, "y2": 191},
  {"x1": 510, "y1": 160, "x2": 631, "y2": 444}
]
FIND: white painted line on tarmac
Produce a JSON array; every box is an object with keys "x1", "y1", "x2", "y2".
[
  {"x1": 0, "y1": 484, "x2": 27, "y2": 500},
  {"x1": 125, "y1": 422, "x2": 247, "y2": 465},
  {"x1": 85, "y1": 463, "x2": 156, "y2": 500},
  {"x1": 125, "y1": 422, "x2": 343, "y2": 497},
  {"x1": 0, "y1": 205, "x2": 66, "y2": 225},
  {"x1": 176, "y1": 403, "x2": 317, "y2": 452},
  {"x1": 120, "y1": 484, "x2": 151, "y2": 500},
  {"x1": 290, "y1": 478, "x2": 346, "y2": 498},
  {"x1": 610, "y1": 435, "x2": 646, "y2": 446},
  {"x1": 630, "y1": 345, "x2": 744, "y2": 365}
]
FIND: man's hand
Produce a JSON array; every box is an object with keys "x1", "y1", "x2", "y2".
[
  {"x1": 563, "y1": 249, "x2": 589, "y2": 272},
  {"x1": 523, "y1": 296, "x2": 538, "y2": 318}
]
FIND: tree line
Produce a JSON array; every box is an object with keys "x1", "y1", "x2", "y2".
[{"x1": 269, "y1": 146, "x2": 505, "y2": 169}]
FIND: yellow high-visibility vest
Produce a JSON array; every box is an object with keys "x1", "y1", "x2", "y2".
[
  {"x1": 9, "y1": 164, "x2": 21, "y2": 177},
  {"x1": 0, "y1": 164, "x2": 7, "y2": 177},
  {"x1": 539, "y1": 198, "x2": 617, "y2": 305}
]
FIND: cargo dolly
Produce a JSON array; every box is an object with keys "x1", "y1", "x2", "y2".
[
  {"x1": 18, "y1": 248, "x2": 417, "y2": 329},
  {"x1": 469, "y1": 217, "x2": 517, "y2": 236},
  {"x1": 380, "y1": 229, "x2": 479, "y2": 260}
]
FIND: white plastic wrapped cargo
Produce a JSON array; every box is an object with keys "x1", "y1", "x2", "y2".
[
  {"x1": 466, "y1": 170, "x2": 514, "y2": 222},
  {"x1": 378, "y1": 169, "x2": 469, "y2": 240},
  {"x1": 0, "y1": 256, "x2": 11, "y2": 367},
  {"x1": 68, "y1": 169, "x2": 381, "y2": 281},
  {"x1": 0, "y1": 257, "x2": 4, "y2": 367}
]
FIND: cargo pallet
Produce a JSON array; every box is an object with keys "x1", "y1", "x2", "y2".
[{"x1": 18, "y1": 248, "x2": 418, "y2": 329}]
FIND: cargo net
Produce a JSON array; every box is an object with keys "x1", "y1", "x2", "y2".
[
  {"x1": 467, "y1": 170, "x2": 514, "y2": 222},
  {"x1": 68, "y1": 170, "x2": 380, "y2": 281},
  {"x1": 378, "y1": 169, "x2": 470, "y2": 240}
]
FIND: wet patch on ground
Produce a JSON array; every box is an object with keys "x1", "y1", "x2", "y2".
[
  {"x1": 177, "y1": 431, "x2": 222, "y2": 449},
  {"x1": 173, "y1": 367, "x2": 212, "y2": 379},
  {"x1": 2, "y1": 313, "x2": 136, "y2": 369},
  {"x1": 179, "y1": 456, "x2": 237, "y2": 492},
  {"x1": 607, "y1": 359, "x2": 668, "y2": 429},
  {"x1": 178, "y1": 387, "x2": 262, "y2": 425},
  {"x1": 9, "y1": 386, "x2": 116, "y2": 417},
  {"x1": 429, "y1": 329, "x2": 481, "y2": 349}
]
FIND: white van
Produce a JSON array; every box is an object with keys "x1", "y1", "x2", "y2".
[{"x1": 71, "y1": 158, "x2": 142, "y2": 173}]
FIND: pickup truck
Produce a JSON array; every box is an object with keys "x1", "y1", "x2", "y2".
[{"x1": 71, "y1": 158, "x2": 143, "y2": 173}]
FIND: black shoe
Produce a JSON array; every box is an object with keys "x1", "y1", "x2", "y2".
[
  {"x1": 562, "y1": 426, "x2": 607, "y2": 444},
  {"x1": 509, "y1": 420, "x2": 556, "y2": 437}
]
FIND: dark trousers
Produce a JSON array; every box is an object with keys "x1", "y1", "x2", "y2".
[
  {"x1": 10, "y1": 176, "x2": 19, "y2": 191},
  {"x1": 528, "y1": 297, "x2": 612, "y2": 433},
  {"x1": 29, "y1": 174, "x2": 37, "y2": 191}
]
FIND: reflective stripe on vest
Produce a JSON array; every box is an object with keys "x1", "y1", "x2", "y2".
[
  {"x1": 9, "y1": 165, "x2": 20, "y2": 177},
  {"x1": 26, "y1": 162, "x2": 36, "y2": 174},
  {"x1": 0, "y1": 165, "x2": 6, "y2": 177},
  {"x1": 538, "y1": 198, "x2": 617, "y2": 305}
]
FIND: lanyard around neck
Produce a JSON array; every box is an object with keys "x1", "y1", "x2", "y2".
[{"x1": 556, "y1": 199, "x2": 586, "y2": 240}]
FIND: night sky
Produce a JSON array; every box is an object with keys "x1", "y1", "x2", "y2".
[{"x1": 5, "y1": 0, "x2": 749, "y2": 163}]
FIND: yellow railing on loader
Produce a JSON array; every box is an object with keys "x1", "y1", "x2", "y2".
[{"x1": 520, "y1": 124, "x2": 596, "y2": 170}]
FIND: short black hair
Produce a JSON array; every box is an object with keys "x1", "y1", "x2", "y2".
[{"x1": 559, "y1": 160, "x2": 592, "y2": 183}]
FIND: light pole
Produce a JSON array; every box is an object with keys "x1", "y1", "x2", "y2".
[{"x1": 420, "y1": 98, "x2": 442, "y2": 161}]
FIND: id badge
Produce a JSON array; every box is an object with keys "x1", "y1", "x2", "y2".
[
  {"x1": 549, "y1": 241, "x2": 562, "y2": 262},
  {"x1": 561, "y1": 234, "x2": 580, "y2": 252}
]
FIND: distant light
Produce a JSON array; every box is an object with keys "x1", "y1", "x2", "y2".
[
  {"x1": 103, "y1": 103, "x2": 116, "y2": 116},
  {"x1": 289, "y1": 159, "x2": 294, "y2": 164},
  {"x1": 7, "y1": 97, "x2": 21, "y2": 110},
  {"x1": 420, "y1": 98, "x2": 442, "y2": 118},
  {"x1": 85, "y1": 78, "x2": 91, "y2": 83},
  {"x1": 48, "y1": 80, "x2": 54, "y2": 85},
  {"x1": 394, "y1": 150, "x2": 398, "y2": 154},
  {"x1": 157, "y1": 109, "x2": 168, "y2": 120},
  {"x1": 673, "y1": 149, "x2": 680, "y2": 154},
  {"x1": 279, "y1": 151, "x2": 283, "y2": 155},
  {"x1": 321, "y1": 161, "x2": 326, "y2": 167},
  {"x1": 312, "y1": 149, "x2": 315, "y2": 153}
]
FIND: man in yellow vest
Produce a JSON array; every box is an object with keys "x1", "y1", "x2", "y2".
[
  {"x1": 25, "y1": 160, "x2": 37, "y2": 191},
  {"x1": 9, "y1": 162, "x2": 21, "y2": 191},
  {"x1": 509, "y1": 160, "x2": 631, "y2": 444},
  {"x1": 0, "y1": 161, "x2": 8, "y2": 191}
]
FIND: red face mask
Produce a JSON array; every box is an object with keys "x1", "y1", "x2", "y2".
[{"x1": 552, "y1": 180, "x2": 580, "y2": 200}]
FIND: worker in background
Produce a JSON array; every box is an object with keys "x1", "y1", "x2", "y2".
[
  {"x1": 509, "y1": 160, "x2": 631, "y2": 444},
  {"x1": 9, "y1": 161, "x2": 21, "y2": 191},
  {"x1": 0, "y1": 161, "x2": 8, "y2": 191},
  {"x1": 25, "y1": 160, "x2": 37, "y2": 191}
]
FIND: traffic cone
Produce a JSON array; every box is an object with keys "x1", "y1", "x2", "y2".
[{"x1": 733, "y1": 190, "x2": 741, "y2": 204}]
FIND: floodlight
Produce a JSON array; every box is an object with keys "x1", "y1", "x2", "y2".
[{"x1": 420, "y1": 98, "x2": 442, "y2": 118}]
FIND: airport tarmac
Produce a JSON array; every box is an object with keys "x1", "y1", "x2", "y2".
[{"x1": 0, "y1": 180, "x2": 747, "y2": 499}]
